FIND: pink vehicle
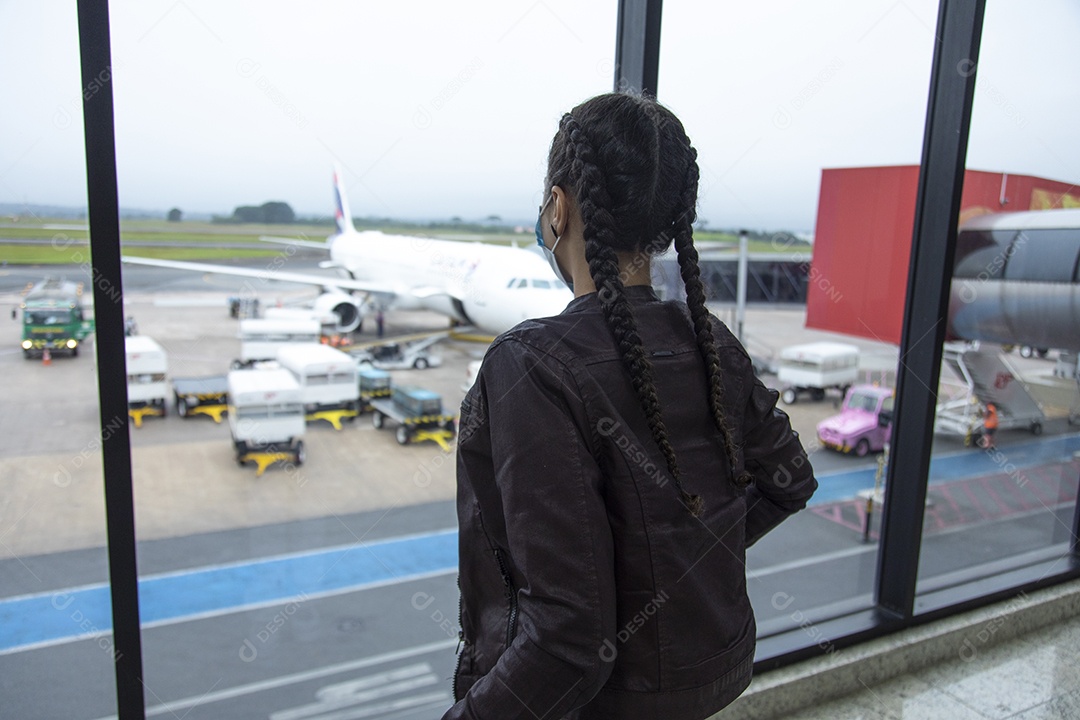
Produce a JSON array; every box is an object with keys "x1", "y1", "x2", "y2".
[{"x1": 817, "y1": 385, "x2": 895, "y2": 457}]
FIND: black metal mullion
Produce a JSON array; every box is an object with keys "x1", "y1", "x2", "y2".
[
  {"x1": 875, "y1": 0, "x2": 987, "y2": 620},
  {"x1": 76, "y1": 1, "x2": 146, "y2": 717},
  {"x1": 614, "y1": 0, "x2": 663, "y2": 96},
  {"x1": 1071, "y1": 451, "x2": 1080, "y2": 557}
]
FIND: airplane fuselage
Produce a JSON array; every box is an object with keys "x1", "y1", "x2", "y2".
[
  {"x1": 948, "y1": 209, "x2": 1080, "y2": 351},
  {"x1": 329, "y1": 230, "x2": 572, "y2": 335}
]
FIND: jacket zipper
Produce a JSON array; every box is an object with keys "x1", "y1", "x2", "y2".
[
  {"x1": 452, "y1": 574, "x2": 465, "y2": 702},
  {"x1": 476, "y1": 507, "x2": 519, "y2": 647},
  {"x1": 492, "y1": 547, "x2": 518, "y2": 648},
  {"x1": 452, "y1": 550, "x2": 517, "y2": 702}
]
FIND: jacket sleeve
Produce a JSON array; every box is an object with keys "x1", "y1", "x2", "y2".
[
  {"x1": 443, "y1": 340, "x2": 617, "y2": 720},
  {"x1": 740, "y1": 372, "x2": 818, "y2": 546}
]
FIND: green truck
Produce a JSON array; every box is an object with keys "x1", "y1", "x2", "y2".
[{"x1": 20, "y1": 278, "x2": 94, "y2": 358}]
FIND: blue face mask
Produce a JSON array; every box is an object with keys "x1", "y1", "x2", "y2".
[{"x1": 535, "y1": 196, "x2": 573, "y2": 291}]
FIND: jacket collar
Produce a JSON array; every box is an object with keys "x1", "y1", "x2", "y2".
[{"x1": 562, "y1": 284, "x2": 660, "y2": 315}]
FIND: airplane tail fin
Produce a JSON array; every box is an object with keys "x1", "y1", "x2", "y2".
[{"x1": 332, "y1": 165, "x2": 356, "y2": 236}]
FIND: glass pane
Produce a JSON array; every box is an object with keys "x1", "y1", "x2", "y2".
[
  {"x1": 104, "y1": 1, "x2": 617, "y2": 717},
  {"x1": 917, "y1": 1, "x2": 1080, "y2": 600},
  {"x1": 659, "y1": 1, "x2": 936, "y2": 641},
  {"x1": 0, "y1": 4, "x2": 119, "y2": 719}
]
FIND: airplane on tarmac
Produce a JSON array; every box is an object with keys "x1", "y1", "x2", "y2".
[{"x1": 122, "y1": 169, "x2": 573, "y2": 336}]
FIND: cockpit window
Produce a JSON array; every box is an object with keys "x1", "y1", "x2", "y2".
[
  {"x1": 515, "y1": 278, "x2": 527, "y2": 289},
  {"x1": 507, "y1": 278, "x2": 517, "y2": 289},
  {"x1": 531, "y1": 279, "x2": 552, "y2": 289}
]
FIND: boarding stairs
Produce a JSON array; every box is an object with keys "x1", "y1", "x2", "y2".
[
  {"x1": 1055, "y1": 352, "x2": 1080, "y2": 425},
  {"x1": 935, "y1": 343, "x2": 1046, "y2": 444}
]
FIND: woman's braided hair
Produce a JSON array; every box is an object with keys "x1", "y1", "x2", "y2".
[{"x1": 545, "y1": 93, "x2": 753, "y2": 518}]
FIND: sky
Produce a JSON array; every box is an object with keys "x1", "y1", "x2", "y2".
[{"x1": 1, "y1": 1, "x2": 1078, "y2": 232}]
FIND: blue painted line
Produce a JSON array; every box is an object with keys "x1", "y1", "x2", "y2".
[
  {"x1": 808, "y1": 433, "x2": 1080, "y2": 506},
  {"x1": 0, "y1": 529, "x2": 458, "y2": 654},
  {"x1": 2, "y1": 433, "x2": 1076, "y2": 654}
]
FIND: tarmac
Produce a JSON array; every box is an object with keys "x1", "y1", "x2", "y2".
[
  {"x1": 0, "y1": 262, "x2": 1075, "y2": 575},
  {"x1": 0, "y1": 266, "x2": 919, "y2": 559}
]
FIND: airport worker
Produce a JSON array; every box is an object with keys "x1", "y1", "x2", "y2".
[
  {"x1": 983, "y1": 402, "x2": 999, "y2": 449},
  {"x1": 446, "y1": 93, "x2": 817, "y2": 720}
]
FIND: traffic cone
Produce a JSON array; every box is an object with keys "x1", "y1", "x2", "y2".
[{"x1": 42, "y1": 348, "x2": 51, "y2": 366}]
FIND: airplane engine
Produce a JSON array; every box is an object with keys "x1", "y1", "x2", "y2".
[{"x1": 313, "y1": 292, "x2": 362, "y2": 333}]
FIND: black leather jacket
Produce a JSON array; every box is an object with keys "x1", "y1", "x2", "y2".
[{"x1": 444, "y1": 286, "x2": 816, "y2": 720}]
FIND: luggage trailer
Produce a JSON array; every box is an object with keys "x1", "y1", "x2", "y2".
[
  {"x1": 370, "y1": 386, "x2": 456, "y2": 451},
  {"x1": 777, "y1": 341, "x2": 860, "y2": 405},
  {"x1": 276, "y1": 343, "x2": 361, "y2": 430},
  {"x1": 227, "y1": 367, "x2": 306, "y2": 476},
  {"x1": 358, "y1": 367, "x2": 392, "y2": 413},
  {"x1": 173, "y1": 375, "x2": 229, "y2": 423},
  {"x1": 126, "y1": 335, "x2": 168, "y2": 427}
]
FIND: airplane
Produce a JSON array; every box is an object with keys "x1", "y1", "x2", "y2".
[
  {"x1": 122, "y1": 168, "x2": 573, "y2": 336},
  {"x1": 948, "y1": 208, "x2": 1080, "y2": 352}
]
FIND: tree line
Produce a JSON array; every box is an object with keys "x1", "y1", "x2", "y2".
[{"x1": 210, "y1": 201, "x2": 296, "y2": 224}]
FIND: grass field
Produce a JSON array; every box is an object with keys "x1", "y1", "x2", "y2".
[
  {"x1": 0, "y1": 219, "x2": 796, "y2": 264},
  {"x1": 0, "y1": 244, "x2": 281, "y2": 265}
]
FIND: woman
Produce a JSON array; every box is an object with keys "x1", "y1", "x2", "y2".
[{"x1": 445, "y1": 93, "x2": 817, "y2": 720}]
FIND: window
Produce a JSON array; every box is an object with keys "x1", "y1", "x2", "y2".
[
  {"x1": 9, "y1": 2, "x2": 1078, "y2": 716},
  {"x1": 0, "y1": 6, "x2": 118, "y2": 716},
  {"x1": 660, "y1": 0, "x2": 935, "y2": 645},
  {"x1": 919, "y1": 2, "x2": 1080, "y2": 608},
  {"x1": 107, "y1": 3, "x2": 617, "y2": 718}
]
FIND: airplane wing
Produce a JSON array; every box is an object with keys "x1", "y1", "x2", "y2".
[
  {"x1": 258, "y1": 235, "x2": 333, "y2": 250},
  {"x1": 121, "y1": 255, "x2": 401, "y2": 295}
]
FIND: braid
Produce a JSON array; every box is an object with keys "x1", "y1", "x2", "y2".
[
  {"x1": 564, "y1": 115, "x2": 704, "y2": 517},
  {"x1": 671, "y1": 148, "x2": 753, "y2": 488}
]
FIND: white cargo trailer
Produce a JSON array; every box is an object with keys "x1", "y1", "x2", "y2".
[
  {"x1": 227, "y1": 367, "x2": 306, "y2": 474},
  {"x1": 235, "y1": 318, "x2": 321, "y2": 368},
  {"x1": 126, "y1": 335, "x2": 168, "y2": 426},
  {"x1": 777, "y1": 341, "x2": 859, "y2": 404},
  {"x1": 276, "y1": 343, "x2": 360, "y2": 429}
]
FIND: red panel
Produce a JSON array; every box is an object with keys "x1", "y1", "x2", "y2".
[
  {"x1": 806, "y1": 166, "x2": 919, "y2": 345},
  {"x1": 806, "y1": 166, "x2": 1080, "y2": 345}
]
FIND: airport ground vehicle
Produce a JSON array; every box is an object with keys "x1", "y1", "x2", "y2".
[
  {"x1": 227, "y1": 296, "x2": 260, "y2": 319},
  {"x1": 354, "y1": 334, "x2": 444, "y2": 370},
  {"x1": 276, "y1": 343, "x2": 360, "y2": 429},
  {"x1": 461, "y1": 359, "x2": 482, "y2": 392},
  {"x1": 935, "y1": 344, "x2": 1047, "y2": 446},
  {"x1": 126, "y1": 336, "x2": 168, "y2": 427},
  {"x1": 20, "y1": 278, "x2": 94, "y2": 358},
  {"x1": 358, "y1": 367, "x2": 392, "y2": 412},
  {"x1": 227, "y1": 367, "x2": 306, "y2": 476},
  {"x1": 234, "y1": 318, "x2": 321, "y2": 369},
  {"x1": 173, "y1": 375, "x2": 229, "y2": 423},
  {"x1": 817, "y1": 384, "x2": 895, "y2": 456},
  {"x1": 370, "y1": 386, "x2": 456, "y2": 450},
  {"x1": 777, "y1": 341, "x2": 859, "y2": 404}
]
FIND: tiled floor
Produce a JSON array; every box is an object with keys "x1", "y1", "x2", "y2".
[{"x1": 785, "y1": 613, "x2": 1080, "y2": 719}]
